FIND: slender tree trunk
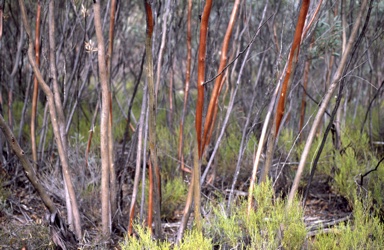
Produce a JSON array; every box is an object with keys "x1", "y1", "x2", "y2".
[
  {"x1": 155, "y1": 0, "x2": 171, "y2": 99},
  {"x1": 107, "y1": 0, "x2": 117, "y2": 220},
  {"x1": 140, "y1": 107, "x2": 149, "y2": 220},
  {"x1": 93, "y1": 0, "x2": 111, "y2": 238},
  {"x1": 299, "y1": 37, "x2": 315, "y2": 140},
  {"x1": 259, "y1": 0, "x2": 310, "y2": 184},
  {"x1": 128, "y1": 82, "x2": 147, "y2": 235},
  {"x1": 288, "y1": 0, "x2": 369, "y2": 206},
  {"x1": 48, "y1": 0, "x2": 76, "y2": 233},
  {"x1": 168, "y1": 69, "x2": 174, "y2": 129},
  {"x1": 147, "y1": 158, "x2": 153, "y2": 232},
  {"x1": 19, "y1": 0, "x2": 82, "y2": 239},
  {"x1": 31, "y1": 1, "x2": 41, "y2": 164},
  {"x1": 177, "y1": 0, "x2": 193, "y2": 174},
  {"x1": 176, "y1": 167, "x2": 194, "y2": 243},
  {"x1": 177, "y1": 0, "x2": 213, "y2": 241},
  {"x1": 192, "y1": 140, "x2": 201, "y2": 230},
  {"x1": 196, "y1": 0, "x2": 213, "y2": 158},
  {"x1": 201, "y1": 0, "x2": 240, "y2": 155},
  {"x1": 144, "y1": 0, "x2": 162, "y2": 238}
]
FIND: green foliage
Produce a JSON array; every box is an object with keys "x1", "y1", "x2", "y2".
[
  {"x1": 280, "y1": 129, "x2": 295, "y2": 154},
  {"x1": 157, "y1": 119, "x2": 178, "y2": 179},
  {"x1": 312, "y1": 16, "x2": 342, "y2": 57},
  {"x1": 217, "y1": 118, "x2": 257, "y2": 180},
  {"x1": 137, "y1": 176, "x2": 187, "y2": 221},
  {"x1": 217, "y1": 123, "x2": 241, "y2": 177},
  {"x1": 240, "y1": 179, "x2": 307, "y2": 249},
  {"x1": 206, "y1": 205, "x2": 243, "y2": 247},
  {"x1": 120, "y1": 225, "x2": 171, "y2": 250},
  {"x1": 311, "y1": 194, "x2": 384, "y2": 250},
  {"x1": 204, "y1": 179, "x2": 306, "y2": 249},
  {"x1": 333, "y1": 147, "x2": 358, "y2": 204},
  {"x1": 177, "y1": 230, "x2": 213, "y2": 250},
  {"x1": 120, "y1": 224, "x2": 213, "y2": 250},
  {"x1": 120, "y1": 179, "x2": 307, "y2": 249},
  {"x1": 161, "y1": 177, "x2": 188, "y2": 220},
  {"x1": 333, "y1": 129, "x2": 384, "y2": 209},
  {"x1": 295, "y1": 132, "x2": 334, "y2": 178}
]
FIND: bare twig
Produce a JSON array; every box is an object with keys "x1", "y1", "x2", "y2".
[{"x1": 359, "y1": 156, "x2": 384, "y2": 186}]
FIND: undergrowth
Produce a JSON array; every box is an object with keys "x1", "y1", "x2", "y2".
[
  {"x1": 120, "y1": 179, "x2": 308, "y2": 249},
  {"x1": 310, "y1": 192, "x2": 384, "y2": 249},
  {"x1": 120, "y1": 177, "x2": 384, "y2": 249}
]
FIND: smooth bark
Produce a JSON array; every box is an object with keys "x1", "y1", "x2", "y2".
[
  {"x1": 288, "y1": 0, "x2": 369, "y2": 206},
  {"x1": 93, "y1": 0, "x2": 111, "y2": 237},
  {"x1": 144, "y1": 0, "x2": 162, "y2": 238},
  {"x1": 19, "y1": 0, "x2": 82, "y2": 239}
]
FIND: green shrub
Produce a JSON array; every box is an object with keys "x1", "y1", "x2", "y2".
[
  {"x1": 334, "y1": 129, "x2": 384, "y2": 210},
  {"x1": 217, "y1": 118, "x2": 257, "y2": 181},
  {"x1": 161, "y1": 177, "x2": 188, "y2": 220},
  {"x1": 177, "y1": 229, "x2": 213, "y2": 250},
  {"x1": 119, "y1": 224, "x2": 212, "y2": 250},
  {"x1": 311, "y1": 194, "x2": 384, "y2": 249},
  {"x1": 120, "y1": 224, "x2": 171, "y2": 250},
  {"x1": 120, "y1": 179, "x2": 307, "y2": 249},
  {"x1": 295, "y1": 131, "x2": 334, "y2": 179},
  {"x1": 238, "y1": 179, "x2": 307, "y2": 249},
  {"x1": 203, "y1": 179, "x2": 306, "y2": 249},
  {"x1": 206, "y1": 204, "x2": 243, "y2": 248}
]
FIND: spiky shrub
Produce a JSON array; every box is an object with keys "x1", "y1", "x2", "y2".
[
  {"x1": 120, "y1": 224, "x2": 212, "y2": 250},
  {"x1": 239, "y1": 179, "x2": 307, "y2": 249},
  {"x1": 161, "y1": 177, "x2": 188, "y2": 220},
  {"x1": 334, "y1": 130, "x2": 384, "y2": 210},
  {"x1": 177, "y1": 229, "x2": 213, "y2": 250},
  {"x1": 120, "y1": 224, "x2": 171, "y2": 250},
  {"x1": 120, "y1": 179, "x2": 307, "y2": 249},
  {"x1": 217, "y1": 118, "x2": 257, "y2": 182},
  {"x1": 204, "y1": 179, "x2": 307, "y2": 249},
  {"x1": 135, "y1": 176, "x2": 187, "y2": 221},
  {"x1": 311, "y1": 193, "x2": 384, "y2": 249},
  {"x1": 205, "y1": 204, "x2": 243, "y2": 248}
]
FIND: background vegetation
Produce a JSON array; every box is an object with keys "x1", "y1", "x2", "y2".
[{"x1": 0, "y1": 0, "x2": 383, "y2": 249}]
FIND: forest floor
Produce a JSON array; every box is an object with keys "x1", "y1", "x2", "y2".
[{"x1": 0, "y1": 172, "x2": 352, "y2": 249}]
